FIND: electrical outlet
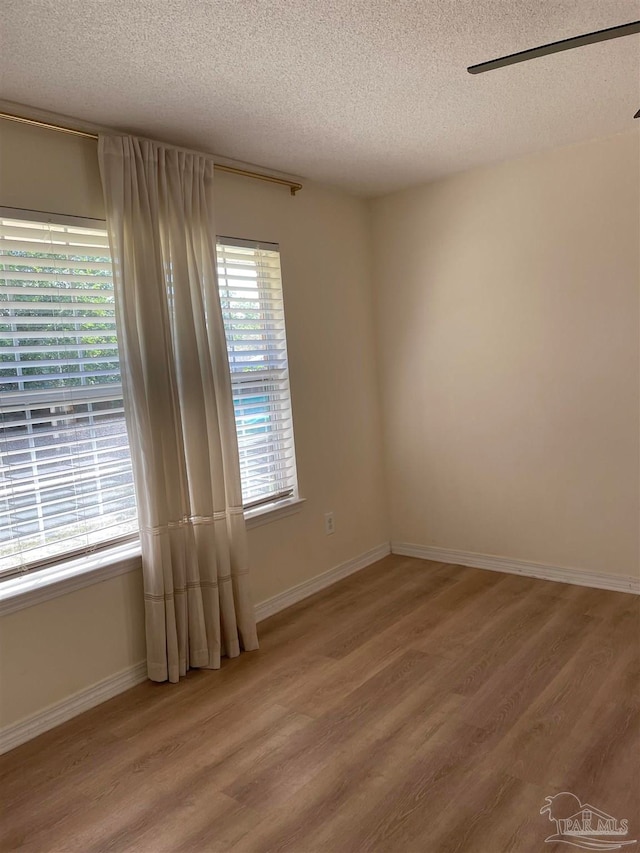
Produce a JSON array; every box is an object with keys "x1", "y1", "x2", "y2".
[{"x1": 324, "y1": 511, "x2": 335, "y2": 535}]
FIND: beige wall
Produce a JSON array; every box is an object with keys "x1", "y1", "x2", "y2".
[
  {"x1": 2, "y1": 118, "x2": 638, "y2": 730},
  {"x1": 0, "y1": 572, "x2": 146, "y2": 726},
  {"x1": 0, "y1": 119, "x2": 388, "y2": 726},
  {"x1": 371, "y1": 132, "x2": 640, "y2": 578},
  {"x1": 0, "y1": 120, "x2": 105, "y2": 219}
]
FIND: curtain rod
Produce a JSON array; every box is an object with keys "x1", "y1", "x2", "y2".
[{"x1": 0, "y1": 111, "x2": 303, "y2": 196}]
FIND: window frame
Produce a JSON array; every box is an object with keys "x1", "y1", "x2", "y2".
[
  {"x1": 0, "y1": 208, "x2": 303, "y2": 598},
  {"x1": 0, "y1": 207, "x2": 139, "y2": 580},
  {"x1": 217, "y1": 235, "x2": 300, "y2": 510}
]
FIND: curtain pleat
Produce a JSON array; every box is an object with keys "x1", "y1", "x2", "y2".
[{"x1": 98, "y1": 135, "x2": 259, "y2": 683}]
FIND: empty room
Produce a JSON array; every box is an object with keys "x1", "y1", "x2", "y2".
[{"x1": 0, "y1": 2, "x2": 638, "y2": 851}]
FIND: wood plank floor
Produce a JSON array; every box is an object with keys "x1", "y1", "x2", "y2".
[{"x1": 1, "y1": 556, "x2": 639, "y2": 852}]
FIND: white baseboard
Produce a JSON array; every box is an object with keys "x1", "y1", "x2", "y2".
[
  {"x1": 0, "y1": 661, "x2": 148, "y2": 755},
  {"x1": 391, "y1": 542, "x2": 640, "y2": 595},
  {"x1": 254, "y1": 542, "x2": 391, "y2": 622},
  {"x1": 0, "y1": 542, "x2": 392, "y2": 754}
]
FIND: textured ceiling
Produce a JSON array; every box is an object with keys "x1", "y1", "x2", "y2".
[{"x1": 0, "y1": 0, "x2": 639, "y2": 195}]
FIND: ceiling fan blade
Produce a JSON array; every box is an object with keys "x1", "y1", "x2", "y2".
[
  {"x1": 468, "y1": 20, "x2": 640, "y2": 74},
  {"x1": 635, "y1": 109, "x2": 640, "y2": 118}
]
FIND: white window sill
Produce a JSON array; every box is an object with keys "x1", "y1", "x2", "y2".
[
  {"x1": 244, "y1": 496, "x2": 306, "y2": 529},
  {"x1": 0, "y1": 541, "x2": 143, "y2": 617},
  {"x1": 0, "y1": 497, "x2": 306, "y2": 617}
]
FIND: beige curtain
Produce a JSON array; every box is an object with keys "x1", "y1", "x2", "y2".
[{"x1": 98, "y1": 135, "x2": 258, "y2": 683}]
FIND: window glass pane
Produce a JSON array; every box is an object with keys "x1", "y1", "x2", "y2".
[
  {"x1": 216, "y1": 240, "x2": 298, "y2": 507},
  {"x1": 0, "y1": 217, "x2": 137, "y2": 577}
]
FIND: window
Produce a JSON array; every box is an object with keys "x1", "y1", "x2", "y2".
[
  {"x1": 0, "y1": 214, "x2": 137, "y2": 578},
  {"x1": 217, "y1": 238, "x2": 298, "y2": 509},
  {"x1": 0, "y1": 216, "x2": 298, "y2": 580}
]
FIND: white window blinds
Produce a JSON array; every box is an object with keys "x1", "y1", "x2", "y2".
[
  {"x1": 0, "y1": 220, "x2": 299, "y2": 579},
  {"x1": 217, "y1": 238, "x2": 298, "y2": 509},
  {"x1": 0, "y1": 216, "x2": 137, "y2": 578}
]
